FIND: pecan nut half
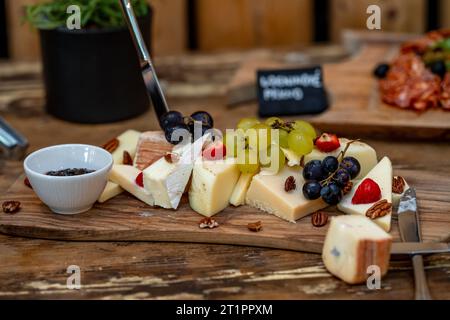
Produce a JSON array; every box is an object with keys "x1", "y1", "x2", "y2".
[
  {"x1": 284, "y1": 176, "x2": 296, "y2": 192},
  {"x1": 102, "y1": 138, "x2": 119, "y2": 153},
  {"x1": 247, "y1": 221, "x2": 263, "y2": 232},
  {"x1": 2, "y1": 201, "x2": 21, "y2": 214},
  {"x1": 366, "y1": 200, "x2": 392, "y2": 220},
  {"x1": 392, "y1": 176, "x2": 406, "y2": 194},
  {"x1": 122, "y1": 151, "x2": 133, "y2": 165},
  {"x1": 311, "y1": 211, "x2": 328, "y2": 227},
  {"x1": 342, "y1": 181, "x2": 353, "y2": 195},
  {"x1": 199, "y1": 217, "x2": 219, "y2": 229}
]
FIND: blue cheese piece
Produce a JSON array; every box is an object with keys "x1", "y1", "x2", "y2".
[{"x1": 322, "y1": 215, "x2": 392, "y2": 284}]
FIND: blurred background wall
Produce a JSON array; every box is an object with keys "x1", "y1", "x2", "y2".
[{"x1": 1, "y1": 0, "x2": 449, "y2": 61}]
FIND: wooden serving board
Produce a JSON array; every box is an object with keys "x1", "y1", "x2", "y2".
[{"x1": 1, "y1": 167, "x2": 449, "y2": 254}]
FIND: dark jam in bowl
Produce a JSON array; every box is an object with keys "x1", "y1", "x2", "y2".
[{"x1": 45, "y1": 168, "x2": 96, "y2": 176}]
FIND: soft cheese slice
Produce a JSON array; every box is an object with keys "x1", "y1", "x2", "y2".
[
  {"x1": 337, "y1": 157, "x2": 393, "y2": 231},
  {"x1": 189, "y1": 158, "x2": 240, "y2": 216},
  {"x1": 98, "y1": 181, "x2": 123, "y2": 203},
  {"x1": 246, "y1": 166, "x2": 328, "y2": 222},
  {"x1": 143, "y1": 135, "x2": 207, "y2": 209},
  {"x1": 392, "y1": 176, "x2": 409, "y2": 207},
  {"x1": 111, "y1": 129, "x2": 141, "y2": 164},
  {"x1": 134, "y1": 131, "x2": 173, "y2": 170},
  {"x1": 284, "y1": 138, "x2": 377, "y2": 180},
  {"x1": 109, "y1": 165, "x2": 154, "y2": 206},
  {"x1": 322, "y1": 215, "x2": 392, "y2": 284},
  {"x1": 229, "y1": 172, "x2": 256, "y2": 207}
]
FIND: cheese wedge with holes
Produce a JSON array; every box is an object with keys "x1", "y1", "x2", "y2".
[
  {"x1": 111, "y1": 129, "x2": 141, "y2": 164},
  {"x1": 322, "y1": 215, "x2": 392, "y2": 284},
  {"x1": 283, "y1": 138, "x2": 377, "y2": 180},
  {"x1": 134, "y1": 131, "x2": 173, "y2": 170},
  {"x1": 189, "y1": 158, "x2": 240, "y2": 216},
  {"x1": 392, "y1": 176, "x2": 409, "y2": 207},
  {"x1": 229, "y1": 172, "x2": 256, "y2": 207},
  {"x1": 143, "y1": 135, "x2": 208, "y2": 209},
  {"x1": 246, "y1": 166, "x2": 328, "y2": 222},
  {"x1": 109, "y1": 165, "x2": 154, "y2": 206},
  {"x1": 98, "y1": 181, "x2": 123, "y2": 203},
  {"x1": 337, "y1": 157, "x2": 393, "y2": 232}
]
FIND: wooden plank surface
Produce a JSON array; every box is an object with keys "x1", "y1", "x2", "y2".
[{"x1": 1, "y1": 163, "x2": 449, "y2": 250}]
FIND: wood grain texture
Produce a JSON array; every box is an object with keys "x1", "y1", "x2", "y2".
[
  {"x1": 1, "y1": 165, "x2": 449, "y2": 252},
  {"x1": 196, "y1": 0, "x2": 312, "y2": 51}
]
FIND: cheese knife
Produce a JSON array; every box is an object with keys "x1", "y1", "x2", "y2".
[
  {"x1": 119, "y1": 0, "x2": 169, "y2": 128},
  {"x1": 397, "y1": 188, "x2": 432, "y2": 300},
  {"x1": 390, "y1": 242, "x2": 450, "y2": 255}
]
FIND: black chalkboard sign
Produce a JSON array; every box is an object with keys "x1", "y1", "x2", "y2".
[{"x1": 256, "y1": 66, "x2": 328, "y2": 117}]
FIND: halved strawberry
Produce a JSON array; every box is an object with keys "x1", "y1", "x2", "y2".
[
  {"x1": 135, "y1": 172, "x2": 144, "y2": 188},
  {"x1": 352, "y1": 178, "x2": 381, "y2": 205},
  {"x1": 202, "y1": 141, "x2": 226, "y2": 161},
  {"x1": 315, "y1": 133, "x2": 340, "y2": 153}
]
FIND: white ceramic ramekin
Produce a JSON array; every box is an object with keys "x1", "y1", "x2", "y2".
[{"x1": 24, "y1": 144, "x2": 113, "y2": 214}]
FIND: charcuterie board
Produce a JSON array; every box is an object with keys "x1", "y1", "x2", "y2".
[{"x1": 1, "y1": 167, "x2": 449, "y2": 254}]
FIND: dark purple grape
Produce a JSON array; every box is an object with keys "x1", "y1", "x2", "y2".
[
  {"x1": 340, "y1": 157, "x2": 361, "y2": 179},
  {"x1": 322, "y1": 156, "x2": 339, "y2": 176},
  {"x1": 191, "y1": 111, "x2": 214, "y2": 128},
  {"x1": 303, "y1": 160, "x2": 325, "y2": 181},
  {"x1": 302, "y1": 181, "x2": 322, "y2": 200},
  {"x1": 164, "y1": 123, "x2": 190, "y2": 145},
  {"x1": 320, "y1": 182, "x2": 343, "y2": 205},
  {"x1": 160, "y1": 111, "x2": 184, "y2": 131},
  {"x1": 334, "y1": 168, "x2": 350, "y2": 187}
]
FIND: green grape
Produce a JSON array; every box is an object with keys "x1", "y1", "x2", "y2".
[
  {"x1": 237, "y1": 117, "x2": 260, "y2": 131},
  {"x1": 278, "y1": 129, "x2": 289, "y2": 148},
  {"x1": 237, "y1": 148, "x2": 260, "y2": 174},
  {"x1": 265, "y1": 117, "x2": 283, "y2": 127},
  {"x1": 260, "y1": 145, "x2": 286, "y2": 174},
  {"x1": 288, "y1": 130, "x2": 314, "y2": 155},
  {"x1": 292, "y1": 120, "x2": 317, "y2": 139},
  {"x1": 224, "y1": 129, "x2": 247, "y2": 157},
  {"x1": 251, "y1": 123, "x2": 272, "y2": 151}
]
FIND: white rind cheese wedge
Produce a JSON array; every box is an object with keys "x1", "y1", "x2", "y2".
[
  {"x1": 392, "y1": 176, "x2": 409, "y2": 207},
  {"x1": 337, "y1": 157, "x2": 393, "y2": 232},
  {"x1": 322, "y1": 215, "x2": 392, "y2": 284},
  {"x1": 283, "y1": 138, "x2": 377, "y2": 180},
  {"x1": 229, "y1": 172, "x2": 256, "y2": 207},
  {"x1": 109, "y1": 165, "x2": 154, "y2": 206},
  {"x1": 246, "y1": 166, "x2": 328, "y2": 222},
  {"x1": 111, "y1": 129, "x2": 141, "y2": 164},
  {"x1": 189, "y1": 158, "x2": 240, "y2": 216},
  {"x1": 144, "y1": 135, "x2": 208, "y2": 209},
  {"x1": 98, "y1": 181, "x2": 123, "y2": 203}
]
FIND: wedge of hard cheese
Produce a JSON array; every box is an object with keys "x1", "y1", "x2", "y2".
[
  {"x1": 246, "y1": 166, "x2": 328, "y2": 222},
  {"x1": 322, "y1": 215, "x2": 392, "y2": 284},
  {"x1": 111, "y1": 129, "x2": 141, "y2": 164},
  {"x1": 134, "y1": 131, "x2": 173, "y2": 170},
  {"x1": 144, "y1": 135, "x2": 207, "y2": 209},
  {"x1": 337, "y1": 157, "x2": 393, "y2": 232},
  {"x1": 109, "y1": 165, "x2": 154, "y2": 206},
  {"x1": 284, "y1": 138, "x2": 377, "y2": 180},
  {"x1": 229, "y1": 172, "x2": 256, "y2": 207},
  {"x1": 98, "y1": 181, "x2": 123, "y2": 203},
  {"x1": 189, "y1": 158, "x2": 240, "y2": 216}
]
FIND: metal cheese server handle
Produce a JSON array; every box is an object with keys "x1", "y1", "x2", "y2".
[
  {"x1": 397, "y1": 188, "x2": 432, "y2": 300},
  {"x1": 0, "y1": 117, "x2": 29, "y2": 160},
  {"x1": 119, "y1": 0, "x2": 169, "y2": 128},
  {"x1": 391, "y1": 242, "x2": 450, "y2": 255}
]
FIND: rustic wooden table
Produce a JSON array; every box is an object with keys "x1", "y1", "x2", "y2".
[{"x1": 0, "y1": 56, "x2": 449, "y2": 300}]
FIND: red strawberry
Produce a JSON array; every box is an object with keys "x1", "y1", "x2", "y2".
[
  {"x1": 135, "y1": 172, "x2": 144, "y2": 188},
  {"x1": 315, "y1": 133, "x2": 340, "y2": 153},
  {"x1": 352, "y1": 178, "x2": 382, "y2": 204},
  {"x1": 202, "y1": 141, "x2": 226, "y2": 161}
]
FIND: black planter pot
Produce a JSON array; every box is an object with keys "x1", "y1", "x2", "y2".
[{"x1": 39, "y1": 9, "x2": 152, "y2": 123}]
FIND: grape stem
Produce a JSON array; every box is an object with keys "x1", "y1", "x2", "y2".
[{"x1": 320, "y1": 139, "x2": 360, "y2": 186}]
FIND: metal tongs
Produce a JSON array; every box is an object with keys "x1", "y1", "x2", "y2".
[
  {"x1": 0, "y1": 117, "x2": 29, "y2": 160},
  {"x1": 119, "y1": 0, "x2": 169, "y2": 128}
]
